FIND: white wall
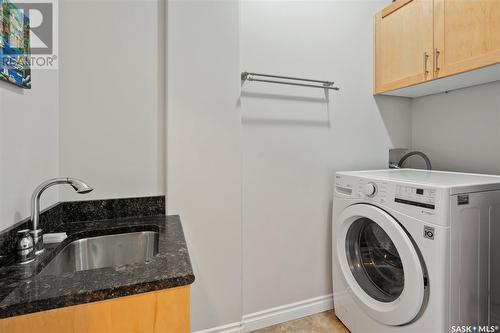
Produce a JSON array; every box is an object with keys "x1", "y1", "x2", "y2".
[
  {"x1": 411, "y1": 81, "x2": 500, "y2": 174},
  {"x1": 0, "y1": 0, "x2": 165, "y2": 231},
  {"x1": 0, "y1": 71, "x2": 59, "y2": 231},
  {"x1": 59, "y1": 0, "x2": 165, "y2": 201},
  {"x1": 241, "y1": 0, "x2": 410, "y2": 315},
  {"x1": 167, "y1": 0, "x2": 242, "y2": 330},
  {"x1": 168, "y1": 0, "x2": 411, "y2": 330}
]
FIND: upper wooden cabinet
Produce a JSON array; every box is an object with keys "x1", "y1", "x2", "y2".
[
  {"x1": 374, "y1": 0, "x2": 500, "y2": 96},
  {"x1": 434, "y1": 0, "x2": 500, "y2": 78},
  {"x1": 374, "y1": 0, "x2": 434, "y2": 93}
]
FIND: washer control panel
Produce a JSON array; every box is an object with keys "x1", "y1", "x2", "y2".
[
  {"x1": 335, "y1": 174, "x2": 437, "y2": 209},
  {"x1": 335, "y1": 173, "x2": 446, "y2": 225},
  {"x1": 394, "y1": 185, "x2": 436, "y2": 210}
]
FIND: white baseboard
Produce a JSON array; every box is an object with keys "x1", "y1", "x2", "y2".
[
  {"x1": 242, "y1": 294, "x2": 333, "y2": 332},
  {"x1": 194, "y1": 322, "x2": 243, "y2": 333},
  {"x1": 193, "y1": 294, "x2": 333, "y2": 333}
]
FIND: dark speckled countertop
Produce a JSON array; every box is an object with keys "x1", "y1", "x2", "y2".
[{"x1": 0, "y1": 198, "x2": 194, "y2": 319}]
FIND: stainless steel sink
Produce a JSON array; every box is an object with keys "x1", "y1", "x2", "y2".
[{"x1": 39, "y1": 231, "x2": 159, "y2": 276}]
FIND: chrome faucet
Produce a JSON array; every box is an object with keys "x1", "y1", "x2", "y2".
[
  {"x1": 30, "y1": 178, "x2": 93, "y2": 254},
  {"x1": 396, "y1": 151, "x2": 432, "y2": 170}
]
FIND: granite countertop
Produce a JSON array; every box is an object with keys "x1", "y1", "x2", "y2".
[{"x1": 0, "y1": 214, "x2": 195, "y2": 319}]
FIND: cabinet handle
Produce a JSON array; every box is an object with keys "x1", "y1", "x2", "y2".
[
  {"x1": 423, "y1": 52, "x2": 429, "y2": 75},
  {"x1": 434, "y1": 48, "x2": 441, "y2": 72}
]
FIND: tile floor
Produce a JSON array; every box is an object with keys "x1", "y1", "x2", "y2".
[{"x1": 250, "y1": 310, "x2": 350, "y2": 333}]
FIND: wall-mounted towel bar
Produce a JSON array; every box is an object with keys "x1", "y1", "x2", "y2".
[{"x1": 241, "y1": 72, "x2": 340, "y2": 91}]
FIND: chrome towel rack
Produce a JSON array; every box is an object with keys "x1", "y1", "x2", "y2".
[{"x1": 241, "y1": 72, "x2": 339, "y2": 91}]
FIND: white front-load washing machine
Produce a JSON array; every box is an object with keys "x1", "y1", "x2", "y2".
[{"x1": 332, "y1": 169, "x2": 500, "y2": 333}]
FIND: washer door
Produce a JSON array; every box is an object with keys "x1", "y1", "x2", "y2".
[{"x1": 336, "y1": 204, "x2": 426, "y2": 326}]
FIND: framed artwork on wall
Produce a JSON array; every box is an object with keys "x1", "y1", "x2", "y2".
[{"x1": 0, "y1": 0, "x2": 30, "y2": 88}]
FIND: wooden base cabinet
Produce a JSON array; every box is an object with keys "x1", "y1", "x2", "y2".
[
  {"x1": 374, "y1": 0, "x2": 500, "y2": 95},
  {"x1": 0, "y1": 286, "x2": 190, "y2": 333}
]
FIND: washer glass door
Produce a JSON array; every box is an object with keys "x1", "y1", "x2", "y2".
[
  {"x1": 335, "y1": 204, "x2": 426, "y2": 326},
  {"x1": 346, "y1": 217, "x2": 404, "y2": 303}
]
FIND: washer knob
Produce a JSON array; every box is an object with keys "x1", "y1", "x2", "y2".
[{"x1": 364, "y1": 183, "x2": 377, "y2": 197}]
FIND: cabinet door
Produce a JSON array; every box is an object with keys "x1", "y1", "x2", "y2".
[
  {"x1": 374, "y1": 0, "x2": 434, "y2": 94},
  {"x1": 434, "y1": 0, "x2": 500, "y2": 78}
]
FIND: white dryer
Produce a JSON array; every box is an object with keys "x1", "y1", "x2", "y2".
[{"x1": 332, "y1": 169, "x2": 500, "y2": 333}]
